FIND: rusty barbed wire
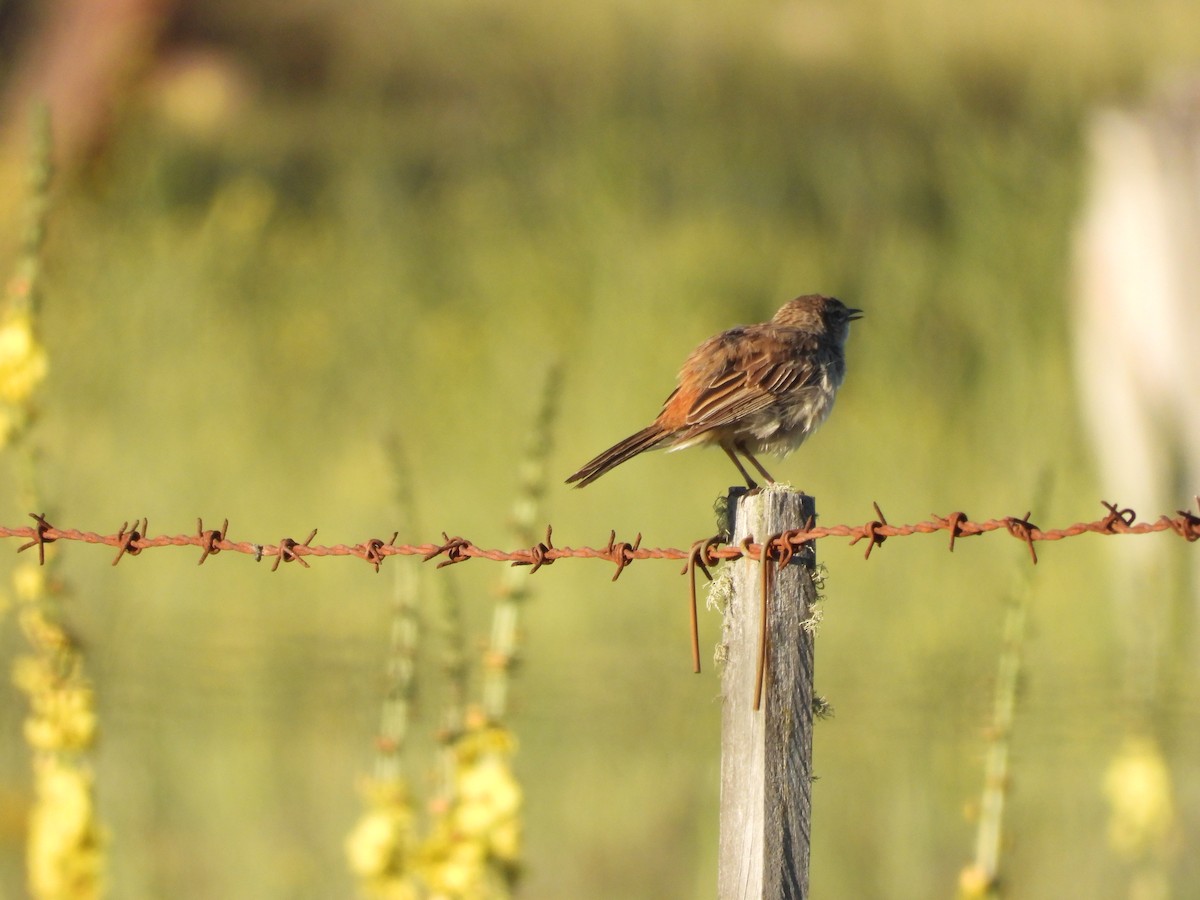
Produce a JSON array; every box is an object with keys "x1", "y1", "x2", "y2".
[{"x1": 1, "y1": 500, "x2": 1196, "y2": 574}]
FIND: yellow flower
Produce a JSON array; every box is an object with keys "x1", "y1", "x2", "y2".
[
  {"x1": 27, "y1": 756, "x2": 105, "y2": 900},
  {"x1": 18, "y1": 605, "x2": 72, "y2": 653},
  {"x1": 422, "y1": 835, "x2": 488, "y2": 896},
  {"x1": 456, "y1": 757, "x2": 522, "y2": 842},
  {"x1": 408, "y1": 725, "x2": 523, "y2": 898},
  {"x1": 957, "y1": 863, "x2": 994, "y2": 898},
  {"x1": 0, "y1": 310, "x2": 48, "y2": 405},
  {"x1": 1103, "y1": 735, "x2": 1175, "y2": 858},
  {"x1": 346, "y1": 809, "x2": 408, "y2": 878},
  {"x1": 24, "y1": 681, "x2": 99, "y2": 752},
  {"x1": 488, "y1": 817, "x2": 521, "y2": 866},
  {"x1": 345, "y1": 778, "x2": 415, "y2": 880},
  {"x1": 13, "y1": 561, "x2": 47, "y2": 601}
]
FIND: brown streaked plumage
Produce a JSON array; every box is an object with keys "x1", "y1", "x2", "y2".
[{"x1": 566, "y1": 294, "x2": 862, "y2": 488}]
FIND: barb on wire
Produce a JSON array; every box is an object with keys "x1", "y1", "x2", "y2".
[
  {"x1": 938, "y1": 511, "x2": 971, "y2": 552},
  {"x1": 196, "y1": 518, "x2": 228, "y2": 565},
  {"x1": 853, "y1": 502, "x2": 890, "y2": 560},
  {"x1": 602, "y1": 530, "x2": 643, "y2": 581},
  {"x1": 359, "y1": 533, "x2": 398, "y2": 574},
  {"x1": 2, "y1": 499, "x2": 1198, "y2": 570},
  {"x1": 511, "y1": 525, "x2": 556, "y2": 574},
  {"x1": 272, "y1": 529, "x2": 317, "y2": 571},
  {"x1": 112, "y1": 518, "x2": 148, "y2": 566},
  {"x1": 1004, "y1": 512, "x2": 1040, "y2": 565},
  {"x1": 423, "y1": 534, "x2": 472, "y2": 569},
  {"x1": 18, "y1": 512, "x2": 54, "y2": 564}
]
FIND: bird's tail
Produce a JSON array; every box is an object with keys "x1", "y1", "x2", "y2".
[{"x1": 565, "y1": 425, "x2": 668, "y2": 488}]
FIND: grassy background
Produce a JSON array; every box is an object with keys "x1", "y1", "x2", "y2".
[{"x1": 2, "y1": 0, "x2": 1200, "y2": 897}]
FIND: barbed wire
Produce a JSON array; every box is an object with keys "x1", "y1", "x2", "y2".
[{"x1": 2, "y1": 499, "x2": 1197, "y2": 577}]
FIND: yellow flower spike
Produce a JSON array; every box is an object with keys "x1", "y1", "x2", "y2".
[
  {"x1": 456, "y1": 757, "x2": 522, "y2": 837},
  {"x1": 12, "y1": 654, "x2": 50, "y2": 696},
  {"x1": 1103, "y1": 735, "x2": 1175, "y2": 859},
  {"x1": 437, "y1": 724, "x2": 523, "y2": 891},
  {"x1": 17, "y1": 606, "x2": 71, "y2": 653},
  {"x1": 441, "y1": 840, "x2": 488, "y2": 894},
  {"x1": 488, "y1": 816, "x2": 521, "y2": 865},
  {"x1": 0, "y1": 309, "x2": 48, "y2": 405},
  {"x1": 345, "y1": 810, "x2": 407, "y2": 878},
  {"x1": 13, "y1": 561, "x2": 47, "y2": 601},
  {"x1": 345, "y1": 777, "x2": 416, "y2": 883},
  {"x1": 27, "y1": 756, "x2": 105, "y2": 900},
  {"x1": 25, "y1": 683, "x2": 98, "y2": 752}
]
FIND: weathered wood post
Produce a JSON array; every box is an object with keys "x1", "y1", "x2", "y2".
[{"x1": 719, "y1": 487, "x2": 817, "y2": 899}]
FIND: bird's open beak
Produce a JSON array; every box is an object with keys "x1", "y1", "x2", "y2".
[{"x1": 847, "y1": 308, "x2": 864, "y2": 321}]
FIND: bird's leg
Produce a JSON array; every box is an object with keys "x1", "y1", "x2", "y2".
[
  {"x1": 721, "y1": 442, "x2": 759, "y2": 489},
  {"x1": 735, "y1": 441, "x2": 776, "y2": 485}
]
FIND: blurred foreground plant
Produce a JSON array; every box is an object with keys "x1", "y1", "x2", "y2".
[
  {"x1": 346, "y1": 366, "x2": 559, "y2": 899},
  {"x1": 3, "y1": 110, "x2": 106, "y2": 899},
  {"x1": 1103, "y1": 734, "x2": 1177, "y2": 900}
]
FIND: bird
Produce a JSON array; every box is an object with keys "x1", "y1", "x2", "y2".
[{"x1": 565, "y1": 294, "x2": 861, "y2": 489}]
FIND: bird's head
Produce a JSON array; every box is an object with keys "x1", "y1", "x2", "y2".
[{"x1": 773, "y1": 294, "x2": 863, "y2": 339}]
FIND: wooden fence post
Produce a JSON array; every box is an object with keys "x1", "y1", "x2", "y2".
[{"x1": 719, "y1": 487, "x2": 817, "y2": 900}]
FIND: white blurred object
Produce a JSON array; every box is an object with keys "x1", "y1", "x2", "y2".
[{"x1": 1072, "y1": 77, "x2": 1200, "y2": 710}]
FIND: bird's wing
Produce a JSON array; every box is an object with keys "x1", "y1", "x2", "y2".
[{"x1": 662, "y1": 325, "x2": 822, "y2": 435}]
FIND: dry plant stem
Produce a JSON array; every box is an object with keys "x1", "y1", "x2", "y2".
[
  {"x1": 438, "y1": 578, "x2": 469, "y2": 737},
  {"x1": 373, "y1": 437, "x2": 422, "y2": 779},
  {"x1": 968, "y1": 575, "x2": 1032, "y2": 895},
  {"x1": 482, "y1": 362, "x2": 560, "y2": 723},
  {"x1": 6, "y1": 108, "x2": 50, "y2": 314},
  {"x1": 963, "y1": 472, "x2": 1052, "y2": 897}
]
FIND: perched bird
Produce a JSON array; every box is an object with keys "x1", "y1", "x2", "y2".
[{"x1": 566, "y1": 294, "x2": 861, "y2": 488}]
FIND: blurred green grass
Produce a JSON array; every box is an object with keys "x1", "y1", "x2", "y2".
[{"x1": 2, "y1": 0, "x2": 1200, "y2": 897}]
